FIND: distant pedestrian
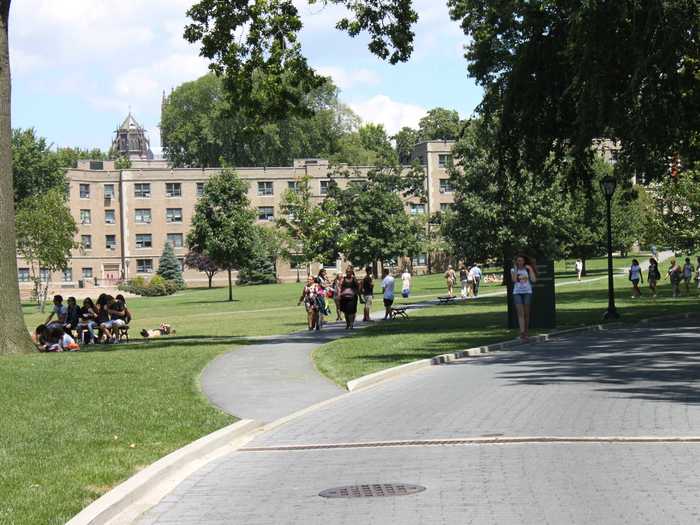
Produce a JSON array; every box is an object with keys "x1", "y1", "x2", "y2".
[
  {"x1": 471, "y1": 264, "x2": 482, "y2": 296},
  {"x1": 339, "y1": 266, "x2": 360, "y2": 330},
  {"x1": 332, "y1": 273, "x2": 343, "y2": 321},
  {"x1": 682, "y1": 258, "x2": 694, "y2": 294},
  {"x1": 629, "y1": 259, "x2": 643, "y2": 298},
  {"x1": 696, "y1": 258, "x2": 700, "y2": 290},
  {"x1": 298, "y1": 276, "x2": 319, "y2": 330},
  {"x1": 361, "y1": 266, "x2": 374, "y2": 322},
  {"x1": 511, "y1": 254, "x2": 537, "y2": 341},
  {"x1": 648, "y1": 258, "x2": 661, "y2": 298},
  {"x1": 667, "y1": 259, "x2": 682, "y2": 298},
  {"x1": 444, "y1": 265, "x2": 456, "y2": 297},
  {"x1": 382, "y1": 268, "x2": 395, "y2": 320},
  {"x1": 575, "y1": 259, "x2": 583, "y2": 281},
  {"x1": 459, "y1": 264, "x2": 469, "y2": 299},
  {"x1": 314, "y1": 269, "x2": 331, "y2": 330},
  {"x1": 400, "y1": 267, "x2": 411, "y2": 298}
]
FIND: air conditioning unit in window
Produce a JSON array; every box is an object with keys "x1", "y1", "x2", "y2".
[
  {"x1": 439, "y1": 188, "x2": 445, "y2": 193},
  {"x1": 166, "y1": 193, "x2": 173, "y2": 198}
]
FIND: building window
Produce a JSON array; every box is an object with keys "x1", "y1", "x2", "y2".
[
  {"x1": 257, "y1": 181, "x2": 274, "y2": 196},
  {"x1": 135, "y1": 208, "x2": 152, "y2": 223},
  {"x1": 104, "y1": 184, "x2": 115, "y2": 199},
  {"x1": 257, "y1": 206, "x2": 274, "y2": 221},
  {"x1": 40, "y1": 268, "x2": 50, "y2": 282},
  {"x1": 439, "y1": 179, "x2": 455, "y2": 193},
  {"x1": 82, "y1": 267, "x2": 93, "y2": 279},
  {"x1": 166, "y1": 208, "x2": 183, "y2": 223},
  {"x1": 136, "y1": 259, "x2": 153, "y2": 273},
  {"x1": 81, "y1": 234, "x2": 92, "y2": 250},
  {"x1": 178, "y1": 257, "x2": 185, "y2": 272},
  {"x1": 80, "y1": 209, "x2": 91, "y2": 225},
  {"x1": 105, "y1": 235, "x2": 117, "y2": 250},
  {"x1": 105, "y1": 209, "x2": 116, "y2": 224},
  {"x1": 18, "y1": 268, "x2": 30, "y2": 282},
  {"x1": 412, "y1": 254, "x2": 428, "y2": 266},
  {"x1": 440, "y1": 203, "x2": 453, "y2": 213},
  {"x1": 134, "y1": 183, "x2": 151, "y2": 198},
  {"x1": 166, "y1": 233, "x2": 184, "y2": 248},
  {"x1": 410, "y1": 203, "x2": 426, "y2": 215},
  {"x1": 135, "y1": 234, "x2": 152, "y2": 249},
  {"x1": 196, "y1": 182, "x2": 205, "y2": 197},
  {"x1": 165, "y1": 182, "x2": 182, "y2": 197},
  {"x1": 89, "y1": 161, "x2": 104, "y2": 171},
  {"x1": 320, "y1": 180, "x2": 330, "y2": 195},
  {"x1": 62, "y1": 268, "x2": 73, "y2": 282},
  {"x1": 287, "y1": 181, "x2": 300, "y2": 193},
  {"x1": 79, "y1": 184, "x2": 90, "y2": 198},
  {"x1": 438, "y1": 154, "x2": 452, "y2": 168}
]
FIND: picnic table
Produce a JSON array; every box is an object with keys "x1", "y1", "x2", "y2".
[
  {"x1": 437, "y1": 295, "x2": 457, "y2": 305},
  {"x1": 390, "y1": 306, "x2": 409, "y2": 319}
]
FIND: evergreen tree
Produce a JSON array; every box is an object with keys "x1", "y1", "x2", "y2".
[{"x1": 157, "y1": 242, "x2": 185, "y2": 289}]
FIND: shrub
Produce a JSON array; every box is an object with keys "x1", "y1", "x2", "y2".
[{"x1": 119, "y1": 275, "x2": 177, "y2": 297}]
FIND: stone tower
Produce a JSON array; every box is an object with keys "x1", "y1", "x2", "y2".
[{"x1": 112, "y1": 112, "x2": 154, "y2": 160}]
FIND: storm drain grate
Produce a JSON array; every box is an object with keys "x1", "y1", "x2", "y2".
[{"x1": 319, "y1": 483, "x2": 426, "y2": 499}]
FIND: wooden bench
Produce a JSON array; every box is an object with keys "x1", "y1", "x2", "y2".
[
  {"x1": 390, "y1": 306, "x2": 408, "y2": 319},
  {"x1": 117, "y1": 325, "x2": 130, "y2": 342},
  {"x1": 437, "y1": 295, "x2": 457, "y2": 305}
]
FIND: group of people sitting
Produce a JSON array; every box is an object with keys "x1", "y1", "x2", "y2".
[{"x1": 33, "y1": 293, "x2": 132, "y2": 352}]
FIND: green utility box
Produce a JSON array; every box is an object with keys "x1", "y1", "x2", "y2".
[{"x1": 507, "y1": 259, "x2": 556, "y2": 329}]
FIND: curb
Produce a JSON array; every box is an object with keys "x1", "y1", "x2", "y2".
[
  {"x1": 345, "y1": 312, "x2": 700, "y2": 391},
  {"x1": 66, "y1": 419, "x2": 262, "y2": 525}
]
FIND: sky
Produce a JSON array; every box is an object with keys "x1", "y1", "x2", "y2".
[{"x1": 8, "y1": 0, "x2": 484, "y2": 154}]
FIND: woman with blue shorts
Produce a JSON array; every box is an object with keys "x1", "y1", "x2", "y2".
[{"x1": 511, "y1": 255, "x2": 537, "y2": 341}]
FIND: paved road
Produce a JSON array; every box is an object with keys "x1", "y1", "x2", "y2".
[{"x1": 139, "y1": 320, "x2": 700, "y2": 525}]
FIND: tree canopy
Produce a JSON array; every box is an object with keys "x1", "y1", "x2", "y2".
[{"x1": 12, "y1": 128, "x2": 65, "y2": 204}]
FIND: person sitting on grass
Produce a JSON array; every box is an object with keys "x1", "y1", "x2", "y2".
[
  {"x1": 40, "y1": 325, "x2": 80, "y2": 352},
  {"x1": 44, "y1": 295, "x2": 67, "y2": 328},
  {"x1": 64, "y1": 296, "x2": 81, "y2": 335},
  {"x1": 32, "y1": 324, "x2": 50, "y2": 351},
  {"x1": 77, "y1": 297, "x2": 99, "y2": 344}
]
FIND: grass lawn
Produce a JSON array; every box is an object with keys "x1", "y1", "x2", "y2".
[{"x1": 314, "y1": 255, "x2": 700, "y2": 387}]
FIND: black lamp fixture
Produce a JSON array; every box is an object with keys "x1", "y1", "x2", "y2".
[{"x1": 600, "y1": 175, "x2": 620, "y2": 320}]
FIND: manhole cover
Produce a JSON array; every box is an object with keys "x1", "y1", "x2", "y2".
[{"x1": 319, "y1": 483, "x2": 426, "y2": 499}]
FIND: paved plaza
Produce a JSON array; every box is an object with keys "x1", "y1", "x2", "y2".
[{"x1": 138, "y1": 321, "x2": 700, "y2": 524}]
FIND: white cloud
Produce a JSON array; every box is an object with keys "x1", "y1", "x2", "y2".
[
  {"x1": 9, "y1": 48, "x2": 47, "y2": 76},
  {"x1": 316, "y1": 66, "x2": 381, "y2": 90},
  {"x1": 350, "y1": 95, "x2": 427, "y2": 135}
]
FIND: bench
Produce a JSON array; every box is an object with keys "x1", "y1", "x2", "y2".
[
  {"x1": 437, "y1": 295, "x2": 457, "y2": 305},
  {"x1": 390, "y1": 306, "x2": 408, "y2": 319},
  {"x1": 117, "y1": 325, "x2": 130, "y2": 343}
]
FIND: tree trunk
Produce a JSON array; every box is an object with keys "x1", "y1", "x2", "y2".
[
  {"x1": 582, "y1": 258, "x2": 587, "y2": 277},
  {"x1": 227, "y1": 269, "x2": 233, "y2": 301},
  {"x1": 207, "y1": 273, "x2": 213, "y2": 288},
  {"x1": 0, "y1": 0, "x2": 34, "y2": 355}
]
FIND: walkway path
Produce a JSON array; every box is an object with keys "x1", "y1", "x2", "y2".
[{"x1": 139, "y1": 319, "x2": 700, "y2": 524}]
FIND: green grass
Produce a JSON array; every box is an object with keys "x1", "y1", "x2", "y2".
[{"x1": 314, "y1": 255, "x2": 700, "y2": 387}]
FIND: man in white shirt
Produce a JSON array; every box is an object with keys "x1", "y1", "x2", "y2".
[
  {"x1": 470, "y1": 264, "x2": 482, "y2": 297},
  {"x1": 382, "y1": 268, "x2": 395, "y2": 320}
]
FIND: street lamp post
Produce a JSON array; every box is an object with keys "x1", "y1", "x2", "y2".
[{"x1": 601, "y1": 175, "x2": 620, "y2": 320}]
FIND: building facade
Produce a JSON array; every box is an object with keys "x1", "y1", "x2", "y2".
[{"x1": 16, "y1": 118, "x2": 456, "y2": 290}]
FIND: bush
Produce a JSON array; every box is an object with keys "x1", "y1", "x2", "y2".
[
  {"x1": 237, "y1": 255, "x2": 278, "y2": 286},
  {"x1": 119, "y1": 275, "x2": 178, "y2": 297}
]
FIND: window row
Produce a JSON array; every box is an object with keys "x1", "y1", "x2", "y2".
[
  {"x1": 136, "y1": 258, "x2": 185, "y2": 274},
  {"x1": 260, "y1": 180, "x2": 332, "y2": 196},
  {"x1": 79, "y1": 182, "x2": 206, "y2": 200},
  {"x1": 79, "y1": 183, "x2": 116, "y2": 199},
  {"x1": 18, "y1": 267, "x2": 94, "y2": 282},
  {"x1": 80, "y1": 233, "x2": 184, "y2": 250},
  {"x1": 79, "y1": 208, "x2": 185, "y2": 224}
]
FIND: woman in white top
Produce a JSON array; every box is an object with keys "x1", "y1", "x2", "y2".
[
  {"x1": 511, "y1": 254, "x2": 537, "y2": 341},
  {"x1": 575, "y1": 259, "x2": 583, "y2": 281},
  {"x1": 401, "y1": 268, "x2": 411, "y2": 298},
  {"x1": 629, "y1": 259, "x2": 643, "y2": 298}
]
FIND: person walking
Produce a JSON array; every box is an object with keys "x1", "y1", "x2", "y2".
[
  {"x1": 298, "y1": 276, "x2": 319, "y2": 330},
  {"x1": 361, "y1": 266, "x2": 374, "y2": 322},
  {"x1": 339, "y1": 266, "x2": 360, "y2": 329},
  {"x1": 445, "y1": 265, "x2": 456, "y2": 297},
  {"x1": 696, "y1": 257, "x2": 700, "y2": 290},
  {"x1": 382, "y1": 268, "x2": 395, "y2": 320},
  {"x1": 511, "y1": 254, "x2": 537, "y2": 341},
  {"x1": 667, "y1": 258, "x2": 682, "y2": 298},
  {"x1": 648, "y1": 258, "x2": 661, "y2": 298},
  {"x1": 459, "y1": 264, "x2": 469, "y2": 299},
  {"x1": 629, "y1": 259, "x2": 643, "y2": 298},
  {"x1": 682, "y1": 257, "x2": 694, "y2": 294},
  {"x1": 575, "y1": 259, "x2": 583, "y2": 282},
  {"x1": 332, "y1": 273, "x2": 343, "y2": 321},
  {"x1": 400, "y1": 267, "x2": 412, "y2": 299},
  {"x1": 471, "y1": 263, "x2": 482, "y2": 297},
  {"x1": 315, "y1": 269, "x2": 331, "y2": 330}
]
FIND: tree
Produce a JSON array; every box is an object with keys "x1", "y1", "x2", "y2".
[
  {"x1": 157, "y1": 242, "x2": 186, "y2": 289},
  {"x1": 0, "y1": 0, "x2": 36, "y2": 354},
  {"x1": 393, "y1": 126, "x2": 420, "y2": 164},
  {"x1": 237, "y1": 226, "x2": 282, "y2": 285},
  {"x1": 15, "y1": 188, "x2": 78, "y2": 312},
  {"x1": 650, "y1": 165, "x2": 700, "y2": 253},
  {"x1": 187, "y1": 168, "x2": 257, "y2": 301},
  {"x1": 184, "y1": 249, "x2": 220, "y2": 289},
  {"x1": 12, "y1": 128, "x2": 66, "y2": 204},
  {"x1": 55, "y1": 146, "x2": 108, "y2": 168},
  {"x1": 418, "y1": 107, "x2": 463, "y2": 141},
  {"x1": 277, "y1": 174, "x2": 343, "y2": 273}
]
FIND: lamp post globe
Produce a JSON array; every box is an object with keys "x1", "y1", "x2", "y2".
[{"x1": 601, "y1": 175, "x2": 620, "y2": 320}]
